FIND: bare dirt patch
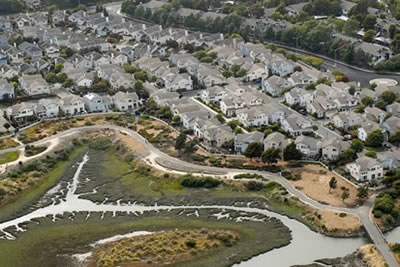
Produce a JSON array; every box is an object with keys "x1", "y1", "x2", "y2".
[
  {"x1": 319, "y1": 210, "x2": 362, "y2": 232},
  {"x1": 289, "y1": 164, "x2": 359, "y2": 208},
  {"x1": 116, "y1": 132, "x2": 147, "y2": 155},
  {"x1": 359, "y1": 244, "x2": 386, "y2": 267}
]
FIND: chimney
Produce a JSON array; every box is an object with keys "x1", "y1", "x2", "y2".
[
  {"x1": 142, "y1": 23, "x2": 146, "y2": 30},
  {"x1": 169, "y1": 28, "x2": 172, "y2": 35},
  {"x1": 233, "y1": 38, "x2": 237, "y2": 49},
  {"x1": 106, "y1": 17, "x2": 109, "y2": 23},
  {"x1": 63, "y1": 10, "x2": 66, "y2": 15},
  {"x1": 147, "y1": 45, "x2": 150, "y2": 52},
  {"x1": 185, "y1": 30, "x2": 188, "y2": 36},
  {"x1": 111, "y1": 53, "x2": 114, "y2": 59},
  {"x1": 122, "y1": 18, "x2": 125, "y2": 23},
  {"x1": 13, "y1": 42, "x2": 16, "y2": 47},
  {"x1": 83, "y1": 11, "x2": 87, "y2": 17},
  {"x1": 200, "y1": 33, "x2": 203, "y2": 39},
  {"x1": 220, "y1": 33, "x2": 224, "y2": 41},
  {"x1": 159, "y1": 25, "x2": 162, "y2": 31},
  {"x1": 55, "y1": 58, "x2": 57, "y2": 64}
]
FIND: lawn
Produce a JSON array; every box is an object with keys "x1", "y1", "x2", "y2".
[
  {"x1": 0, "y1": 211, "x2": 291, "y2": 267},
  {"x1": 0, "y1": 151, "x2": 20, "y2": 164}
]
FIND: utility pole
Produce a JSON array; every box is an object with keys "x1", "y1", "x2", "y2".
[
  {"x1": 293, "y1": 36, "x2": 301, "y2": 50},
  {"x1": 334, "y1": 48, "x2": 340, "y2": 67}
]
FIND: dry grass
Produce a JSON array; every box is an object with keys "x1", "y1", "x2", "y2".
[
  {"x1": 290, "y1": 164, "x2": 359, "y2": 208},
  {"x1": 115, "y1": 132, "x2": 147, "y2": 155},
  {"x1": 87, "y1": 229, "x2": 239, "y2": 267},
  {"x1": 319, "y1": 210, "x2": 362, "y2": 232},
  {"x1": 0, "y1": 138, "x2": 19, "y2": 150},
  {"x1": 359, "y1": 244, "x2": 386, "y2": 267}
]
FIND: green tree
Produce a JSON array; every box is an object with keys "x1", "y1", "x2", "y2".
[
  {"x1": 381, "y1": 90, "x2": 396, "y2": 104},
  {"x1": 341, "y1": 187, "x2": 350, "y2": 203},
  {"x1": 329, "y1": 177, "x2": 337, "y2": 193},
  {"x1": 283, "y1": 142, "x2": 302, "y2": 161},
  {"x1": 389, "y1": 130, "x2": 400, "y2": 146},
  {"x1": 355, "y1": 104, "x2": 366, "y2": 113},
  {"x1": 215, "y1": 113, "x2": 225, "y2": 123},
  {"x1": 361, "y1": 96, "x2": 374, "y2": 106},
  {"x1": 363, "y1": 15, "x2": 376, "y2": 30},
  {"x1": 45, "y1": 73, "x2": 58, "y2": 83},
  {"x1": 54, "y1": 63, "x2": 64, "y2": 73},
  {"x1": 172, "y1": 115, "x2": 181, "y2": 124},
  {"x1": 261, "y1": 148, "x2": 281, "y2": 165},
  {"x1": 134, "y1": 80, "x2": 144, "y2": 91},
  {"x1": 362, "y1": 29, "x2": 375, "y2": 42},
  {"x1": 175, "y1": 132, "x2": 187, "y2": 151},
  {"x1": 357, "y1": 185, "x2": 368, "y2": 203},
  {"x1": 351, "y1": 139, "x2": 364, "y2": 153},
  {"x1": 243, "y1": 142, "x2": 264, "y2": 160},
  {"x1": 365, "y1": 129, "x2": 384, "y2": 147},
  {"x1": 227, "y1": 120, "x2": 241, "y2": 130}
]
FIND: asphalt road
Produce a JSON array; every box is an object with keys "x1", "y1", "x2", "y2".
[{"x1": 2, "y1": 124, "x2": 397, "y2": 266}]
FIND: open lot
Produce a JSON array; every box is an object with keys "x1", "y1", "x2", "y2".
[{"x1": 289, "y1": 164, "x2": 359, "y2": 208}]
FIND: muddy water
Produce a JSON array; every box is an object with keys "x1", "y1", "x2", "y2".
[{"x1": 0, "y1": 153, "x2": 367, "y2": 266}]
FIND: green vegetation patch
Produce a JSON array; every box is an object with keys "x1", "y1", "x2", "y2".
[
  {"x1": 0, "y1": 151, "x2": 19, "y2": 165},
  {"x1": 0, "y1": 211, "x2": 291, "y2": 267}
]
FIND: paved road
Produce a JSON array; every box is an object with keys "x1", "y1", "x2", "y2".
[
  {"x1": 274, "y1": 44, "x2": 400, "y2": 87},
  {"x1": 1, "y1": 124, "x2": 396, "y2": 266}
]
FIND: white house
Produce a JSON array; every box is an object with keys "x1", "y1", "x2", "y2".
[
  {"x1": 19, "y1": 75, "x2": 51, "y2": 96},
  {"x1": 264, "y1": 132, "x2": 286, "y2": 151},
  {"x1": 165, "y1": 73, "x2": 193, "y2": 92},
  {"x1": 236, "y1": 106, "x2": 269, "y2": 128},
  {"x1": 113, "y1": 91, "x2": 140, "y2": 111},
  {"x1": 83, "y1": 93, "x2": 109, "y2": 113},
  {"x1": 346, "y1": 156, "x2": 383, "y2": 182},
  {"x1": 234, "y1": 131, "x2": 264, "y2": 153},
  {"x1": 60, "y1": 94, "x2": 86, "y2": 115},
  {"x1": 262, "y1": 75, "x2": 290, "y2": 97},
  {"x1": 281, "y1": 114, "x2": 313, "y2": 136},
  {"x1": 321, "y1": 137, "x2": 350, "y2": 160},
  {"x1": 357, "y1": 121, "x2": 381, "y2": 141},
  {"x1": 6, "y1": 103, "x2": 36, "y2": 121},
  {"x1": 37, "y1": 98, "x2": 60, "y2": 118},
  {"x1": 295, "y1": 136, "x2": 320, "y2": 158}
]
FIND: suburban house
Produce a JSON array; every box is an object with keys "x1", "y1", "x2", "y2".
[
  {"x1": 262, "y1": 75, "x2": 290, "y2": 97},
  {"x1": 346, "y1": 156, "x2": 383, "y2": 182},
  {"x1": 321, "y1": 137, "x2": 350, "y2": 160},
  {"x1": 83, "y1": 93, "x2": 110, "y2": 113},
  {"x1": 263, "y1": 132, "x2": 287, "y2": 151},
  {"x1": 295, "y1": 136, "x2": 320, "y2": 158},
  {"x1": 333, "y1": 112, "x2": 364, "y2": 129},
  {"x1": 357, "y1": 121, "x2": 381, "y2": 141},
  {"x1": 113, "y1": 91, "x2": 140, "y2": 111},
  {"x1": 236, "y1": 106, "x2": 269, "y2": 128},
  {"x1": 19, "y1": 75, "x2": 51, "y2": 96},
  {"x1": 234, "y1": 131, "x2": 264, "y2": 154},
  {"x1": 36, "y1": 98, "x2": 60, "y2": 118},
  {"x1": 382, "y1": 116, "x2": 400, "y2": 135},
  {"x1": 281, "y1": 114, "x2": 313, "y2": 136},
  {"x1": 59, "y1": 94, "x2": 86, "y2": 115},
  {"x1": 6, "y1": 103, "x2": 36, "y2": 122},
  {"x1": 200, "y1": 86, "x2": 227, "y2": 105}
]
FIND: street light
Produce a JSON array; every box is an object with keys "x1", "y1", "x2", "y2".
[{"x1": 334, "y1": 47, "x2": 340, "y2": 67}]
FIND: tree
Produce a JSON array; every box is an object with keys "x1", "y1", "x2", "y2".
[
  {"x1": 63, "y1": 78, "x2": 73, "y2": 88},
  {"x1": 175, "y1": 132, "x2": 187, "y2": 151},
  {"x1": 389, "y1": 24, "x2": 397, "y2": 39},
  {"x1": 389, "y1": 130, "x2": 400, "y2": 146},
  {"x1": 363, "y1": 15, "x2": 376, "y2": 30},
  {"x1": 54, "y1": 63, "x2": 64, "y2": 73},
  {"x1": 329, "y1": 177, "x2": 337, "y2": 193},
  {"x1": 45, "y1": 73, "x2": 58, "y2": 83},
  {"x1": 283, "y1": 142, "x2": 302, "y2": 161},
  {"x1": 134, "y1": 80, "x2": 144, "y2": 91},
  {"x1": 362, "y1": 29, "x2": 375, "y2": 42},
  {"x1": 351, "y1": 139, "x2": 364, "y2": 153},
  {"x1": 357, "y1": 185, "x2": 368, "y2": 203},
  {"x1": 361, "y1": 96, "x2": 374, "y2": 106},
  {"x1": 365, "y1": 129, "x2": 384, "y2": 147},
  {"x1": 172, "y1": 115, "x2": 181, "y2": 124},
  {"x1": 261, "y1": 148, "x2": 281, "y2": 165},
  {"x1": 381, "y1": 91, "x2": 396, "y2": 104},
  {"x1": 243, "y1": 142, "x2": 264, "y2": 160},
  {"x1": 227, "y1": 120, "x2": 241, "y2": 130},
  {"x1": 341, "y1": 187, "x2": 350, "y2": 203},
  {"x1": 215, "y1": 113, "x2": 225, "y2": 123},
  {"x1": 355, "y1": 104, "x2": 366, "y2": 113}
]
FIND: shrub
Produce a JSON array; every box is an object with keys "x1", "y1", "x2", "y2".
[
  {"x1": 180, "y1": 175, "x2": 221, "y2": 189},
  {"x1": 185, "y1": 240, "x2": 196, "y2": 248},
  {"x1": 339, "y1": 213, "x2": 347, "y2": 217},
  {"x1": 245, "y1": 181, "x2": 265, "y2": 191},
  {"x1": 233, "y1": 173, "x2": 263, "y2": 179},
  {"x1": 373, "y1": 210, "x2": 382, "y2": 218},
  {"x1": 89, "y1": 137, "x2": 112, "y2": 150}
]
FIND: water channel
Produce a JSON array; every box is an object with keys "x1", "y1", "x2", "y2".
[{"x1": 1, "y1": 152, "x2": 398, "y2": 266}]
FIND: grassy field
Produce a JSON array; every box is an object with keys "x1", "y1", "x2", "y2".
[
  {"x1": 0, "y1": 146, "x2": 87, "y2": 221},
  {"x1": 0, "y1": 151, "x2": 19, "y2": 164},
  {"x1": 0, "y1": 138, "x2": 19, "y2": 150},
  {"x1": 0, "y1": 211, "x2": 291, "y2": 267}
]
